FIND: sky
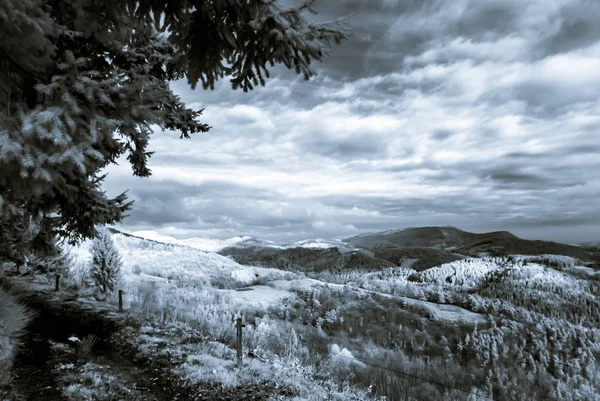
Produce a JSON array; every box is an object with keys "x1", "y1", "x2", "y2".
[{"x1": 104, "y1": 0, "x2": 600, "y2": 245}]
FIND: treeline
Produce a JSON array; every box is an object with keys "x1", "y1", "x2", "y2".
[
  {"x1": 220, "y1": 245, "x2": 465, "y2": 273},
  {"x1": 219, "y1": 246, "x2": 395, "y2": 272}
]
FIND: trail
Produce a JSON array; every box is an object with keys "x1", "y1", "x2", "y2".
[
  {"x1": 2, "y1": 275, "x2": 280, "y2": 401},
  {"x1": 2, "y1": 279, "x2": 174, "y2": 401},
  {"x1": 12, "y1": 329, "x2": 66, "y2": 401}
]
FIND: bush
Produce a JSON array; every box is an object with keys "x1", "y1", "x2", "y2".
[{"x1": 77, "y1": 335, "x2": 99, "y2": 359}]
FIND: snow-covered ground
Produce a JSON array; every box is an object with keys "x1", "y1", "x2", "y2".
[
  {"x1": 215, "y1": 278, "x2": 344, "y2": 308},
  {"x1": 269, "y1": 278, "x2": 486, "y2": 324},
  {"x1": 220, "y1": 285, "x2": 292, "y2": 307},
  {"x1": 270, "y1": 278, "x2": 344, "y2": 292},
  {"x1": 70, "y1": 233, "x2": 297, "y2": 288},
  {"x1": 402, "y1": 297, "x2": 487, "y2": 324},
  {"x1": 567, "y1": 265, "x2": 597, "y2": 276}
]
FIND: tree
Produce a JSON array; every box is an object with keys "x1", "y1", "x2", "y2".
[
  {"x1": 90, "y1": 226, "x2": 122, "y2": 293},
  {"x1": 48, "y1": 237, "x2": 74, "y2": 276},
  {"x1": 0, "y1": 0, "x2": 348, "y2": 261}
]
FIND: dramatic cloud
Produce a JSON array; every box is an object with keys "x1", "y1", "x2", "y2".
[{"x1": 104, "y1": 0, "x2": 600, "y2": 245}]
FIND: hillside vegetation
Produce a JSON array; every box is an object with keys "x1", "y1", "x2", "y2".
[
  {"x1": 219, "y1": 246, "x2": 396, "y2": 273},
  {"x1": 2, "y1": 229, "x2": 599, "y2": 401},
  {"x1": 221, "y1": 227, "x2": 597, "y2": 282}
]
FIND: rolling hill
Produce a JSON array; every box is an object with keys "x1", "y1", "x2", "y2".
[
  {"x1": 343, "y1": 226, "x2": 597, "y2": 262},
  {"x1": 220, "y1": 226, "x2": 598, "y2": 272}
]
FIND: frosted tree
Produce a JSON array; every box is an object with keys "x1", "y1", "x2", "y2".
[
  {"x1": 90, "y1": 226, "x2": 123, "y2": 294},
  {"x1": 0, "y1": 0, "x2": 349, "y2": 261}
]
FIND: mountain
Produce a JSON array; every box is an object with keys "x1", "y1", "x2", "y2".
[
  {"x1": 344, "y1": 226, "x2": 515, "y2": 249},
  {"x1": 369, "y1": 246, "x2": 464, "y2": 271},
  {"x1": 580, "y1": 241, "x2": 600, "y2": 249},
  {"x1": 343, "y1": 226, "x2": 597, "y2": 262}
]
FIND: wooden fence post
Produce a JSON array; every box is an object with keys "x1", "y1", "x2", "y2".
[
  {"x1": 55, "y1": 273, "x2": 60, "y2": 292},
  {"x1": 236, "y1": 317, "x2": 245, "y2": 368},
  {"x1": 118, "y1": 289, "x2": 124, "y2": 312}
]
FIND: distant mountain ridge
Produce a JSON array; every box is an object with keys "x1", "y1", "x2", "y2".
[
  {"x1": 343, "y1": 226, "x2": 596, "y2": 262},
  {"x1": 109, "y1": 226, "x2": 598, "y2": 272},
  {"x1": 343, "y1": 226, "x2": 514, "y2": 249}
]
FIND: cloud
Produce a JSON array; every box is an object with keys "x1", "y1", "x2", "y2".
[{"x1": 100, "y1": 0, "x2": 600, "y2": 245}]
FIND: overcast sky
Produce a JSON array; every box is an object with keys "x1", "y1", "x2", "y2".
[{"x1": 104, "y1": 0, "x2": 600, "y2": 245}]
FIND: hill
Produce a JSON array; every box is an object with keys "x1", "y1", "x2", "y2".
[
  {"x1": 218, "y1": 246, "x2": 396, "y2": 273},
  {"x1": 3, "y1": 227, "x2": 600, "y2": 400},
  {"x1": 343, "y1": 226, "x2": 596, "y2": 261},
  {"x1": 220, "y1": 226, "x2": 597, "y2": 272},
  {"x1": 370, "y1": 246, "x2": 464, "y2": 271}
]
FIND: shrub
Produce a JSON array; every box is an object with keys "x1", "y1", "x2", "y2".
[
  {"x1": 132, "y1": 264, "x2": 142, "y2": 275},
  {"x1": 77, "y1": 335, "x2": 99, "y2": 359}
]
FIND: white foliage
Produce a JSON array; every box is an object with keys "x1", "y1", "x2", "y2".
[
  {"x1": 417, "y1": 257, "x2": 513, "y2": 287},
  {"x1": 503, "y1": 263, "x2": 586, "y2": 292},
  {"x1": 230, "y1": 269, "x2": 256, "y2": 284},
  {"x1": 329, "y1": 344, "x2": 365, "y2": 368},
  {"x1": 512, "y1": 254, "x2": 580, "y2": 268},
  {"x1": 70, "y1": 232, "x2": 296, "y2": 288}
]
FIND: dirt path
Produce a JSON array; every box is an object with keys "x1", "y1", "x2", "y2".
[
  {"x1": 2, "y1": 278, "x2": 174, "y2": 401},
  {"x1": 12, "y1": 329, "x2": 67, "y2": 401},
  {"x1": 2, "y1": 275, "x2": 282, "y2": 401}
]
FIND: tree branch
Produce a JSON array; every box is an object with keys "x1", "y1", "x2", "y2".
[{"x1": 0, "y1": 45, "x2": 51, "y2": 85}]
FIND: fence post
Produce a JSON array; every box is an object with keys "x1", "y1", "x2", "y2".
[
  {"x1": 118, "y1": 290, "x2": 124, "y2": 312},
  {"x1": 236, "y1": 317, "x2": 245, "y2": 368},
  {"x1": 55, "y1": 273, "x2": 60, "y2": 292}
]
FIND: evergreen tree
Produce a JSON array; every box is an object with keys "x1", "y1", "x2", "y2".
[
  {"x1": 49, "y1": 237, "x2": 74, "y2": 276},
  {"x1": 0, "y1": 0, "x2": 348, "y2": 261},
  {"x1": 90, "y1": 226, "x2": 122, "y2": 293}
]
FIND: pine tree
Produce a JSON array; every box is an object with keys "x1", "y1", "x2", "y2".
[
  {"x1": 90, "y1": 226, "x2": 122, "y2": 294},
  {"x1": 0, "y1": 0, "x2": 348, "y2": 261}
]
